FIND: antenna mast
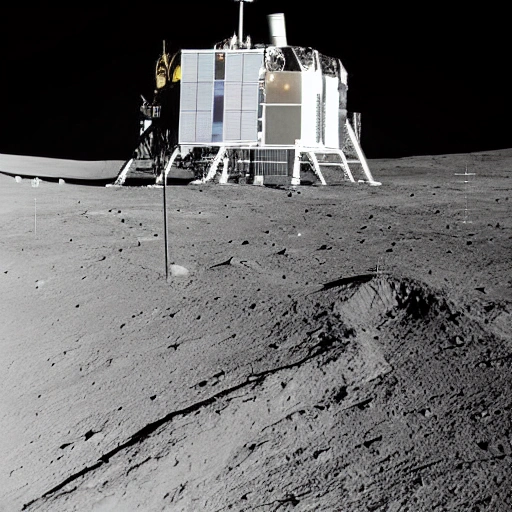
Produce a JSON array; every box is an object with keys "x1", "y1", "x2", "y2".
[
  {"x1": 235, "y1": 0, "x2": 253, "y2": 44},
  {"x1": 455, "y1": 164, "x2": 476, "y2": 224}
]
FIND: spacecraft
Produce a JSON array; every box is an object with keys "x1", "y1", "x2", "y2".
[{"x1": 114, "y1": 3, "x2": 380, "y2": 186}]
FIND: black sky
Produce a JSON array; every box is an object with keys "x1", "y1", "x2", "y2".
[{"x1": 0, "y1": 2, "x2": 509, "y2": 160}]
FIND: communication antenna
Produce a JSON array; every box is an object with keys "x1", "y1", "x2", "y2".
[
  {"x1": 454, "y1": 164, "x2": 476, "y2": 224},
  {"x1": 235, "y1": 0, "x2": 253, "y2": 44}
]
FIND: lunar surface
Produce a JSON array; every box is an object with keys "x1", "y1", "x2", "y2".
[{"x1": 1, "y1": 150, "x2": 511, "y2": 511}]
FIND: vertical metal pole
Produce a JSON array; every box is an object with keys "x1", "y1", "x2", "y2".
[
  {"x1": 239, "y1": 1, "x2": 244, "y2": 43},
  {"x1": 163, "y1": 162, "x2": 169, "y2": 280}
]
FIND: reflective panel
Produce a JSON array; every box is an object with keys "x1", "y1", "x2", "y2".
[
  {"x1": 181, "y1": 52, "x2": 198, "y2": 82},
  {"x1": 264, "y1": 105, "x2": 301, "y2": 145},
  {"x1": 265, "y1": 72, "x2": 302, "y2": 104},
  {"x1": 226, "y1": 53, "x2": 243, "y2": 82},
  {"x1": 212, "y1": 81, "x2": 224, "y2": 142}
]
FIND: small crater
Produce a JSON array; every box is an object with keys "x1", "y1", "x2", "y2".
[{"x1": 476, "y1": 441, "x2": 489, "y2": 451}]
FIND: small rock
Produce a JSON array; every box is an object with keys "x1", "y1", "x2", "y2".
[{"x1": 170, "y1": 264, "x2": 189, "y2": 277}]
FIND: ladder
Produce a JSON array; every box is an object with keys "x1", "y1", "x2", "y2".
[{"x1": 303, "y1": 120, "x2": 381, "y2": 186}]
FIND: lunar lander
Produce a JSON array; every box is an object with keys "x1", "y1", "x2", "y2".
[{"x1": 114, "y1": 4, "x2": 380, "y2": 187}]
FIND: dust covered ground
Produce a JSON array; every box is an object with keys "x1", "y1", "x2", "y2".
[{"x1": 1, "y1": 150, "x2": 511, "y2": 511}]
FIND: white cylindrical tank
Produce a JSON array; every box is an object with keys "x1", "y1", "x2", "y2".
[{"x1": 268, "y1": 13, "x2": 287, "y2": 46}]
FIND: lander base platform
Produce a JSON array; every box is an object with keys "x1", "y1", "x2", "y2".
[{"x1": 112, "y1": 117, "x2": 381, "y2": 188}]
